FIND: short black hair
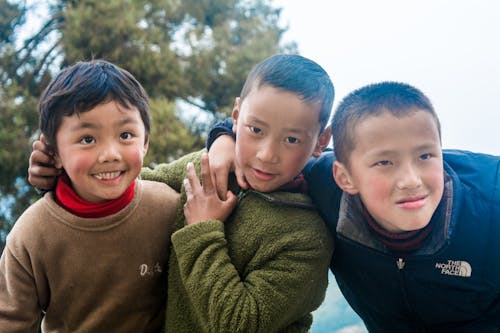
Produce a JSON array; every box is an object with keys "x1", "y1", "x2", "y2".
[
  {"x1": 331, "y1": 81, "x2": 441, "y2": 166},
  {"x1": 39, "y1": 59, "x2": 150, "y2": 153},
  {"x1": 239, "y1": 54, "x2": 334, "y2": 132}
]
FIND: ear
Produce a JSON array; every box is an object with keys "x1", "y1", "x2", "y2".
[
  {"x1": 143, "y1": 139, "x2": 149, "y2": 155},
  {"x1": 54, "y1": 153, "x2": 63, "y2": 169},
  {"x1": 312, "y1": 125, "x2": 332, "y2": 157},
  {"x1": 333, "y1": 160, "x2": 358, "y2": 195},
  {"x1": 231, "y1": 97, "x2": 241, "y2": 133}
]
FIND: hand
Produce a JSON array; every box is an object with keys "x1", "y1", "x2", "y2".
[
  {"x1": 208, "y1": 134, "x2": 248, "y2": 199},
  {"x1": 183, "y1": 153, "x2": 238, "y2": 225},
  {"x1": 27, "y1": 134, "x2": 61, "y2": 190}
]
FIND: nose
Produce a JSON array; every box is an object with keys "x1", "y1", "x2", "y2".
[
  {"x1": 97, "y1": 142, "x2": 121, "y2": 163},
  {"x1": 396, "y1": 162, "x2": 422, "y2": 190},
  {"x1": 256, "y1": 140, "x2": 279, "y2": 164}
]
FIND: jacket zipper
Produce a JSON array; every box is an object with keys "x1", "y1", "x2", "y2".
[
  {"x1": 397, "y1": 257, "x2": 426, "y2": 331},
  {"x1": 396, "y1": 258, "x2": 412, "y2": 310}
]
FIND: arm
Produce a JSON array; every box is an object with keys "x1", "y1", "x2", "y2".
[
  {"x1": 140, "y1": 149, "x2": 205, "y2": 193},
  {"x1": 172, "y1": 196, "x2": 333, "y2": 332},
  {"x1": 0, "y1": 243, "x2": 43, "y2": 332},
  {"x1": 206, "y1": 118, "x2": 248, "y2": 199},
  {"x1": 302, "y1": 151, "x2": 343, "y2": 235}
]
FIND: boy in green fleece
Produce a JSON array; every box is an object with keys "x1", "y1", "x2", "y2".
[
  {"x1": 28, "y1": 54, "x2": 335, "y2": 332},
  {"x1": 141, "y1": 54, "x2": 334, "y2": 332}
]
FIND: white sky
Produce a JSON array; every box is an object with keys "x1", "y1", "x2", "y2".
[{"x1": 275, "y1": 0, "x2": 500, "y2": 155}]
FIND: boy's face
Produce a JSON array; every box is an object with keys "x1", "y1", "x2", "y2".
[
  {"x1": 232, "y1": 85, "x2": 328, "y2": 192},
  {"x1": 333, "y1": 110, "x2": 444, "y2": 233},
  {"x1": 54, "y1": 101, "x2": 148, "y2": 203}
]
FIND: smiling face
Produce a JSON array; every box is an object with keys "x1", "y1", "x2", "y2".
[
  {"x1": 333, "y1": 110, "x2": 444, "y2": 233},
  {"x1": 54, "y1": 101, "x2": 148, "y2": 203},
  {"x1": 232, "y1": 85, "x2": 327, "y2": 192}
]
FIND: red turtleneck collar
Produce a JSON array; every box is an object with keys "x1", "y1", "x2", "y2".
[{"x1": 55, "y1": 173, "x2": 136, "y2": 218}]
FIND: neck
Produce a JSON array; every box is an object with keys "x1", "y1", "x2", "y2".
[{"x1": 55, "y1": 173, "x2": 136, "y2": 218}]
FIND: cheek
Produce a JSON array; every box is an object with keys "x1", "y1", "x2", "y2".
[
  {"x1": 125, "y1": 147, "x2": 146, "y2": 169},
  {"x1": 425, "y1": 163, "x2": 444, "y2": 195},
  {"x1": 60, "y1": 153, "x2": 93, "y2": 176},
  {"x1": 358, "y1": 173, "x2": 393, "y2": 203}
]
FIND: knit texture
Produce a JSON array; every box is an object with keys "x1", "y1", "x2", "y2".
[{"x1": 0, "y1": 180, "x2": 179, "y2": 332}]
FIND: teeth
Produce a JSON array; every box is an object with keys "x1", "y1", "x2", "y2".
[{"x1": 94, "y1": 171, "x2": 121, "y2": 180}]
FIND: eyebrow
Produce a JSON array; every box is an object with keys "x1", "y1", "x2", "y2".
[
  {"x1": 368, "y1": 143, "x2": 440, "y2": 157},
  {"x1": 70, "y1": 115, "x2": 141, "y2": 131},
  {"x1": 247, "y1": 116, "x2": 313, "y2": 136}
]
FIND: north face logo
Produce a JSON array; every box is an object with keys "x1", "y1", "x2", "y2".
[{"x1": 435, "y1": 260, "x2": 472, "y2": 277}]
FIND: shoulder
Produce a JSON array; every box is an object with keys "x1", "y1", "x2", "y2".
[
  {"x1": 5, "y1": 197, "x2": 51, "y2": 254},
  {"x1": 443, "y1": 149, "x2": 500, "y2": 203},
  {"x1": 237, "y1": 191, "x2": 331, "y2": 240},
  {"x1": 136, "y1": 179, "x2": 180, "y2": 208}
]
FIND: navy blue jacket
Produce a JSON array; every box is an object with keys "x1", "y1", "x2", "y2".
[{"x1": 304, "y1": 149, "x2": 500, "y2": 332}]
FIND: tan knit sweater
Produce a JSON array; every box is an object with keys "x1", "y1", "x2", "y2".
[{"x1": 0, "y1": 180, "x2": 179, "y2": 332}]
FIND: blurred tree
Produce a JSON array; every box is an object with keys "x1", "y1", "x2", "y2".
[{"x1": 0, "y1": 0, "x2": 296, "y2": 249}]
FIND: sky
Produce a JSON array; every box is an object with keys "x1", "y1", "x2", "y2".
[
  {"x1": 275, "y1": 0, "x2": 500, "y2": 156},
  {"x1": 273, "y1": 1, "x2": 500, "y2": 332}
]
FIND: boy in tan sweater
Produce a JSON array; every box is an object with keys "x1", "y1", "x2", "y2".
[{"x1": 0, "y1": 60, "x2": 179, "y2": 332}]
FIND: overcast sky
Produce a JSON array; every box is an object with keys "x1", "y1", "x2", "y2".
[{"x1": 275, "y1": 0, "x2": 500, "y2": 156}]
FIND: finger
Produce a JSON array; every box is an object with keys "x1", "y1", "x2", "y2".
[
  {"x1": 234, "y1": 163, "x2": 249, "y2": 189},
  {"x1": 225, "y1": 191, "x2": 238, "y2": 205},
  {"x1": 186, "y1": 162, "x2": 202, "y2": 192},
  {"x1": 183, "y1": 178, "x2": 193, "y2": 200},
  {"x1": 29, "y1": 163, "x2": 61, "y2": 178},
  {"x1": 214, "y1": 166, "x2": 229, "y2": 200},
  {"x1": 33, "y1": 137, "x2": 52, "y2": 156},
  {"x1": 200, "y1": 153, "x2": 215, "y2": 194},
  {"x1": 27, "y1": 175, "x2": 56, "y2": 191},
  {"x1": 40, "y1": 133, "x2": 49, "y2": 145},
  {"x1": 222, "y1": 191, "x2": 238, "y2": 212},
  {"x1": 30, "y1": 149, "x2": 55, "y2": 167}
]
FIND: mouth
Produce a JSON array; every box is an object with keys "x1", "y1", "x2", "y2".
[
  {"x1": 251, "y1": 167, "x2": 276, "y2": 181},
  {"x1": 396, "y1": 195, "x2": 427, "y2": 209},
  {"x1": 93, "y1": 171, "x2": 123, "y2": 180}
]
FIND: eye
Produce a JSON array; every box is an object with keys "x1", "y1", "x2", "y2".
[
  {"x1": 419, "y1": 153, "x2": 432, "y2": 160},
  {"x1": 285, "y1": 136, "x2": 299, "y2": 144},
  {"x1": 120, "y1": 132, "x2": 133, "y2": 140},
  {"x1": 80, "y1": 136, "x2": 95, "y2": 145},
  {"x1": 248, "y1": 126, "x2": 262, "y2": 134},
  {"x1": 374, "y1": 160, "x2": 392, "y2": 167}
]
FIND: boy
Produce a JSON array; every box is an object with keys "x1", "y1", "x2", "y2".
[
  {"x1": 27, "y1": 54, "x2": 335, "y2": 332},
  {"x1": 141, "y1": 54, "x2": 335, "y2": 332},
  {"x1": 0, "y1": 60, "x2": 179, "y2": 332},
  {"x1": 207, "y1": 81, "x2": 500, "y2": 332}
]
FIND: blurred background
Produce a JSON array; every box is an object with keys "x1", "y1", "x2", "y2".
[{"x1": 2, "y1": 1, "x2": 499, "y2": 332}]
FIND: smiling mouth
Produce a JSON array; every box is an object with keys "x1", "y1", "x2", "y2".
[
  {"x1": 93, "y1": 171, "x2": 122, "y2": 180},
  {"x1": 252, "y1": 168, "x2": 275, "y2": 181},
  {"x1": 396, "y1": 195, "x2": 427, "y2": 209}
]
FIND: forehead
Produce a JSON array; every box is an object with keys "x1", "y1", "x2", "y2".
[
  {"x1": 351, "y1": 110, "x2": 441, "y2": 152},
  {"x1": 242, "y1": 84, "x2": 320, "y2": 118},
  {"x1": 240, "y1": 85, "x2": 322, "y2": 134}
]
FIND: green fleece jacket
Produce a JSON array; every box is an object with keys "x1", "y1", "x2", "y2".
[{"x1": 141, "y1": 149, "x2": 333, "y2": 333}]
